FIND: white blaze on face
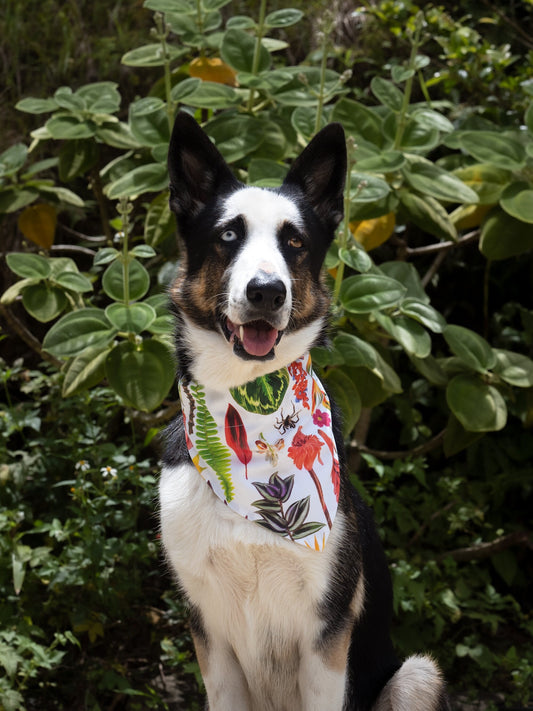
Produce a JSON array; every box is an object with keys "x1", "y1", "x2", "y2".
[{"x1": 218, "y1": 187, "x2": 303, "y2": 328}]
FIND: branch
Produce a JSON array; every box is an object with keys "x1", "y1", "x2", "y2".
[
  {"x1": 130, "y1": 400, "x2": 181, "y2": 427},
  {"x1": 439, "y1": 531, "x2": 532, "y2": 563},
  {"x1": 405, "y1": 229, "x2": 479, "y2": 257},
  {"x1": 351, "y1": 428, "x2": 446, "y2": 460},
  {"x1": 0, "y1": 303, "x2": 62, "y2": 368},
  {"x1": 51, "y1": 244, "x2": 96, "y2": 257}
]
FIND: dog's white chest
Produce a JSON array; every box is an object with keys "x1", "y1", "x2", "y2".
[{"x1": 159, "y1": 462, "x2": 343, "y2": 707}]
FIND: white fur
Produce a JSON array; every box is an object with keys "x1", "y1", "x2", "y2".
[
  {"x1": 159, "y1": 462, "x2": 349, "y2": 711},
  {"x1": 372, "y1": 655, "x2": 444, "y2": 711},
  {"x1": 219, "y1": 187, "x2": 302, "y2": 333}
]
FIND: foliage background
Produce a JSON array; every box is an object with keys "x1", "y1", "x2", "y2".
[{"x1": 1, "y1": 0, "x2": 533, "y2": 709}]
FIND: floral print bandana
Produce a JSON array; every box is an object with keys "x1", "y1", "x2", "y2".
[{"x1": 179, "y1": 354, "x2": 340, "y2": 551}]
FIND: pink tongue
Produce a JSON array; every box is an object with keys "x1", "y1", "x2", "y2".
[{"x1": 241, "y1": 324, "x2": 279, "y2": 357}]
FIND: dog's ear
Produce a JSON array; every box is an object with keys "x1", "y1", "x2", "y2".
[
  {"x1": 167, "y1": 112, "x2": 238, "y2": 219},
  {"x1": 282, "y1": 123, "x2": 347, "y2": 231}
]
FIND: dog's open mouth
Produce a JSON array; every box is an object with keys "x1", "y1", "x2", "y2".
[{"x1": 223, "y1": 318, "x2": 282, "y2": 359}]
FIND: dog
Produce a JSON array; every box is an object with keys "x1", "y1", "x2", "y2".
[{"x1": 159, "y1": 111, "x2": 450, "y2": 711}]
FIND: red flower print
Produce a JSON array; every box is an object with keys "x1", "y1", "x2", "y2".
[
  {"x1": 287, "y1": 426, "x2": 324, "y2": 471},
  {"x1": 318, "y1": 429, "x2": 340, "y2": 502},
  {"x1": 312, "y1": 409, "x2": 331, "y2": 428},
  {"x1": 288, "y1": 361, "x2": 310, "y2": 409}
]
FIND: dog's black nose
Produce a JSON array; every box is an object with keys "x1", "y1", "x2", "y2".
[{"x1": 246, "y1": 273, "x2": 287, "y2": 311}]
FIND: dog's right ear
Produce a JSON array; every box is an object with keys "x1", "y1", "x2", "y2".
[{"x1": 167, "y1": 112, "x2": 238, "y2": 220}]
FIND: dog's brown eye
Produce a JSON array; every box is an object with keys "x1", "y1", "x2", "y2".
[
  {"x1": 288, "y1": 235, "x2": 303, "y2": 249},
  {"x1": 221, "y1": 229, "x2": 238, "y2": 242}
]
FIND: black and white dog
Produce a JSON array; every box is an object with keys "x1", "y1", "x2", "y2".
[{"x1": 159, "y1": 112, "x2": 450, "y2": 711}]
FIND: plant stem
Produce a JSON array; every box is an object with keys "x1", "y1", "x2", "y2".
[
  {"x1": 246, "y1": 0, "x2": 268, "y2": 113},
  {"x1": 333, "y1": 139, "x2": 357, "y2": 304},
  {"x1": 154, "y1": 13, "x2": 175, "y2": 132},
  {"x1": 118, "y1": 198, "x2": 131, "y2": 306},
  {"x1": 393, "y1": 13, "x2": 424, "y2": 150},
  {"x1": 90, "y1": 168, "x2": 113, "y2": 244},
  {"x1": 314, "y1": 33, "x2": 329, "y2": 135}
]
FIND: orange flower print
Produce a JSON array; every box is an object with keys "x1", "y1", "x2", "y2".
[{"x1": 287, "y1": 426, "x2": 324, "y2": 470}]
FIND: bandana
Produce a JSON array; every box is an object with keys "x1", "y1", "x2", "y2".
[{"x1": 179, "y1": 354, "x2": 340, "y2": 551}]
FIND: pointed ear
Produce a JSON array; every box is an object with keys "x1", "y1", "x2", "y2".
[
  {"x1": 282, "y1": 123, "x2": 347, "y2": 231},
  {"x1": 167, "y1": 112, "x2": 239, "y2": 219}
]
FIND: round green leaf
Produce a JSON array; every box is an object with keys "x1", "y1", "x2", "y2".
[
  {"x1": 331, "y1": 98, "x2": 383, "y2": 147},
  {"x1": 94, "y1": 248, "x2": 120, "y2": 266},
  {"x1": 356, "y1": 151, "x2": 405, "y2": 173},
  {"x1": 1, "y1": 277, "x2": 40, "y2": 305},
  {"x1": 105, "y1": 338, "x2": 175, "y2": 411},
  {"x1": 371, "y1": 77, "x2": 403, "y2": 111},
  {"x1": 102, "y1": 259, "x2": 150, "y2": 302},
  {"x1": 265, "y1": 8, "x2": 303, "y2": 27},
  {"x1": 375, "y1": 312, "x2": 431, "y2": 358},
  {"x1": 400, "y1": 299, "x2": 446, "y2": 333},
  {"x1": 338, "y1": 245, "x2": 373, "y2": 273},
  {"x1": 121, "y1": 43, "x2": 185, "y2": 67},
  {"x1": 58, "y1": 139, "x2": 98, "y2": 182},
  {"x1": 43, "y1": 308, "x2": 117, "y2": 357},
  {"x1": 6, "y1": 252, "x2": 51, "y2": 279},
  {"x1": 181, "y1": 81, "x2": 240, "y2": 109},
  {"x1": 0, "y1": 144, "x2": 28, "y2": 177},
  {"x1": 350, "y1": 172, "x2": 391, "y2": 203},
  {"x1": 130, "y1": 245, "x2": 156, "y2": 259},
  {"x1": 323, "y1": 369, "x2": 361, "y2": 437},
  {"x1": 170, "y1": 77, "x2": 201, "y2": 102},
  {"x1": 399, "y1": 190, "x2": 458, "y2": 243},
  {"x1": 45, "y1": 116, "x2": 95, "y2": 140},
  {"x1": 339, "y1": 274, "x2": 406, "y2": 313},
  {"x1": 479, "y1": 208, "x2": 533, "y2": 261},
  {"x1": 62, "y1": 344, "x2": 110, "y2": 396},
  {"x1": 221, "y1": 28, "x2": 270, "y2": 74},
  {"x1": 105, "y1": 163, "x2": 168, "y2": 200},
  {"x1": 493, "y1": 349, "x2": 533, "y2": 388},
  {"x1": 443, "y1": 324, "x2": 496, "y2": 373},
  {"x1": 105, "y1": 302, "x2": 156, "y2": 334},
  {"x1": 446, "y1": 374, "x2": 507, "y2": 432},
  {"x1": 458, "y1": 131, "x2": 526, "y2": 172},
  {"x1": 500, "y1": 182, "x2": 533, "y2": 224},
  {"x1": 53, "y1": 270, "x2": 93, "y2": 293},
  {"x1": 144, "y1": 192, "x2": 175, "y2": 248},
  {"x1": 16, "y1": 97, "x2": 58, "y2": 114},
  {"x1": 333, "y1": 332, "x2": 378, "y2": 369},
  {"x1": 453, "y1": 164, "x2": 511, "y2": 205},
  {"x1": 22, "y1": 283, "x2": 67, "y2": 322},
  {"x1": 402, "y1": 156, "x2": 479, "y2": 204}
]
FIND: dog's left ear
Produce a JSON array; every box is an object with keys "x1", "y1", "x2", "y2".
[{"x1": 282, "y1": 123, "x2": 347, "y2": 232}]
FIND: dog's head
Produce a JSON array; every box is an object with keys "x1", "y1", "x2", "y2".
[{"x1": 168, "y1": 112, "x2": 346, "y2": 387}]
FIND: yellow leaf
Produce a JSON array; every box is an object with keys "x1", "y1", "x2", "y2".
[
  {"x1": 349, "y1": 212, "x2": 395, "y2": 251},
  {"x1": 189, "y1": 57, "x2": 237, "y2": 86},
  {"x1": 449, "y1": 203, "x2": 493, "y2": 231},
  {"x1": 18, "y1": 203, "x2": 57, "y2": 249}
]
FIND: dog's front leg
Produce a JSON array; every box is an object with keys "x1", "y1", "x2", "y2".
[
  {"x1": 299, "y1": 650, "x2": 348, "y2": 711},
  {"x1": 194, "y1": 636, "x2": 251, "y2": 711}
]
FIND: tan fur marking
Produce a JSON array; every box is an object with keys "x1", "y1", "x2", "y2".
[
  {"x1": 321, "y1": 574, "x2": 365, "y2": 672},
  {"x1": 192, "y1": 632, "x2": 209, "y2": 677}
]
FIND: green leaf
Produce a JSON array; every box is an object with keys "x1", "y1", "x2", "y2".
[
  {"x1": 338, "y1": 245, "x2": 373, "y2": 273},
  {"x1": 121, "y1": 43, "x2": 185, "y2": 67},
  {"x1": 62, "y1": 344, "x2": 110, "y2": 396},
  {"x1": 0, "y1": 187, "x2": 38, "y2": 213},
  {"x1": 94, "y1": 247, "x2": 120, "y2": 266},
  {"x1": 105, "y1": 338, "x2": 175, "y2": 412},
  {"x1": 128, "y1": 97, "x2": 170, "y2": 146},
  {"x1": 75, "y1": 82, "x2": 121, "y2": 113},
  {"x1": 400, "y1": 299, "x2": 446, "y2": 333},
  {"x1": 411, "y1": 108, "x2": 454, "y2": 134},
  {"x1": 45, "y1": 115, "x2": 95, "y2": 140},
  {"x1": 339, "y1": 274, "x2": 406, "y2": 313},
  {"x1": 221, "y1": 28, "x2": 270, "y2": 74},
  {"x1": 105, "y1": 303, "x2": 156, "y2": 334},
  {"x1": 479, "y1": 208, "x2": 533, "y2": 260},
  {"x1": 500, "y1": 182, "x2": 533, "y2": 224},
  {"x1": 402, "y1": 156, "x2": 479, "y2": 204},
  {"x1": 331, "y1": 98, "x2": 383, "y2": 147},
  {"x1": 144, "y1": 191, "x2": 175, "y2": 247},
  {"x1": 446, "y1": 374, "x2": 507, "y2": 432},
  {"x1": 105, "y1": 163, "x2": 168, "y2": 200},
  {"x1": 54, "y1": 86, "x2": 85, "y2": 111},
  {"x1": 371, "y1": 77, "x2": 403, "y2": 111},
  {"x1": 380, "y1": 262, "x2": 429, "y2": 303},
  {"x1": 248, "y1": 159, "x2": 288, "y2": 187},
  {"x1": 52, "y1": 270, "x2": 93, "y2": 293},
  {"x1": 22, "y1": 283, "x2": 68, "y2": 322},
  {"x1": 16, "y1": 97, "x2": 58, "y2": 114},
  {"x1": 350, "y1": 172, "x2": 391, "y2": 203},
  {"x1": 333, "y1": 332, "x2": 378, "y2": 369},
  {"x1": 375, "y1": 312, "x2": 431, "y2": 358},
  {"x1": 452, "y1": 163, "x2": 511, "y2": 205},
  {"x1": 43, "y1": 308, "x2": 117, "y2": 357},
  {"x1": 130, "y1": 245, "x2": 156, "y2": 259},
  {"x1": 170, "y1": 77, "x2": 201, "y2": 102},
  {"x1": 6, "y1": 252, "x2": 51, "y2": 279},
  {"x1": 102, "y1": 259, "x2": 150, "y2": 302},
  {"x1": 0, "y1": 143, "x2": 28, "y2": 177},
  {"x1": 58, "y1": 139, "x2": 98, "y2": 182},
  {"x1": 356, "y1": 151, "x2": 405, "y2": 173},
  {"x1": 1, "y1": 277, "x2": 41, "y2": 304},
  {"x1": 443, "y1": 414, "x2": 484, "y2": 456},
  {"x1": 180, "y1": 81, "x2": 240, "y2": 109},
  {"x1": 291, "y1": 106, "x2": 327, "y2": 140},
  {"x1": 265, "y1": 8, "x2": 303, "y2": 27},
  {"x1": 410, "y1": 354, "x2": 449, "y2": 387},
  {"x1": 458, "y1": 131, "x2": 526, "y2": 171},
  {"x1": 493, "y1": 349, "x2": 533, "y2": 388},
  {"x1": 323, "y1": 369, "x2": 361, "y2": 436},
  {"x1": 399, "y1": 190, "x2": 458, "y2": 242},
  {"x1": 443, "y1": 325, "x2": 496, "y2": 372},
  {"x1": 205, "y1": 114, "x2": 266, "y2": 163},
  {"x1": 37, "y1": 184, "x2": 84, "y2": 207}
]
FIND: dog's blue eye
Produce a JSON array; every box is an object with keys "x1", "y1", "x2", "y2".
[{"x1": 221, "y1": 229, "x2": 238, "y2": 242}]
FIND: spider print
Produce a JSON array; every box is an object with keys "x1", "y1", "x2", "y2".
[{"x1": 274, "y1": 403, "x2": 300, "y2": 435}]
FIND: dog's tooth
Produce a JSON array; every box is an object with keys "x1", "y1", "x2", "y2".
[{"x1": 239, "y1": 325, "x2": 244, "y2": 342}]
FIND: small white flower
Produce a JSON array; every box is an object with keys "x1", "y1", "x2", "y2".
[
  {"x1": 75, "y1": 460, "x2": 90, "y2": 472},
  {"x1": 100, "y1": 466, "x2": 118, "y2": 478}
]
